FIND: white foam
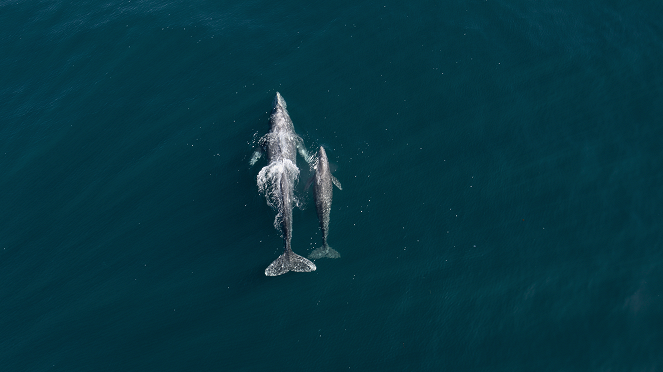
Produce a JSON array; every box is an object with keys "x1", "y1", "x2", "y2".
[{"x1": 256, "y1": 159, "x2": 300, "y2": 231}]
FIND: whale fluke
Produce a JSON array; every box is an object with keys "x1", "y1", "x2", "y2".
[
  {"x1": 308, "y1": 245, "x2": 340, "y2": 260},
  {"x1": 265, "y1": 250, "x2": 317, "y2": 276}
]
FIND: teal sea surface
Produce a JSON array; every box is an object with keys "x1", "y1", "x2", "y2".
[{"x1": 1, "y1": 0, "x2": 661, "y2": 370}]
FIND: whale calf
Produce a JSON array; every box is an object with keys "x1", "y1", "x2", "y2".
[
  {"x1": 308, "y1": 146, "x2": 342, "y2": 259},
  {"x1": 254, "y1": 92, "x2": 316, "y2": 276}
]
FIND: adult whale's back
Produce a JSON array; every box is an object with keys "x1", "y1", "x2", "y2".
[
  {"x1": 265, "y1": 93, "x2": 297, "y2": 163},
  {"x1": 308, "y1": 146, "x2": 342, "y2": 260},
  {"x1": 257, "y1": 92, "x2": 316, "y2": 276}
]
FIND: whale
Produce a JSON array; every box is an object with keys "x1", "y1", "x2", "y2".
[
  {"x1": 254, "y1": 92, "x2": 316, "y2": 276},
  {"x1": 308, "y1": 146, "x2": 342, "y2": 259}
]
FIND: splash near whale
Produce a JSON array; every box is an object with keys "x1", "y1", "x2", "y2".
[{"x1": 253, "y1": 93, "x2": 316, "y2": 276}]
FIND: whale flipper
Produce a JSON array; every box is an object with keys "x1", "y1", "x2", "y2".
[
  {"x1": 296, "y1": 137, "x2": 313, "y2": 164},
  {"x1": 265, "y1": 251, "x2": 317, "y2": 276},
  {"x1": 249, "y1": 150, "x2": 262, "y2": 166},
  {"x1": 308, "y1": 245, "x2": 341, "y2": 260},
  {"x1": 331, "y1": 175, "x2": 342, "y2": 190}
]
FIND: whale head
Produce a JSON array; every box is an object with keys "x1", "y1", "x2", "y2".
[
  {"x1": 318, "y1": 146, "x2": 328, "y2": 163},
  {"x1": 270, "y1": 92, "x2": 294, "y2": 133},
  {"x1": 274, "y1": 92, "x2": 287, "y2": 109}
]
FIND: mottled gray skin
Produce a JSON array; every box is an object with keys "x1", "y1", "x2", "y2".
[
  {"x1": 309, "y1": 146, "x2": 342, "y2": 259},
  {"x1": 259, "y1": 93, "x2": 316, "y2": 276},
  {"x1": 263, "y1": 93, "x2": 298, "y2": 165}
]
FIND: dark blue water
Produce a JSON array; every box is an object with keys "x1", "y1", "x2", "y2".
[{"x1": 1, "y1": 0, "x2": 661, "y2": 370}]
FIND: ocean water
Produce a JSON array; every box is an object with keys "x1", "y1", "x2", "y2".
[{"x1": 1, "y1": 0, "x2": 662, "y2": 370}]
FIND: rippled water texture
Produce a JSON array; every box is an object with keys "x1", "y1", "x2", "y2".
[{"x1": 1, "y1": 0, "x2": 661, "y2": 370}]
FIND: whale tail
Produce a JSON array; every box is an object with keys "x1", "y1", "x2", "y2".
[
  {"x1": 265, "y1": 250, "x2": 317, "y2": 276},
  {"x1": 308, "y1": 245, "x2": 341, "y2": 260}
]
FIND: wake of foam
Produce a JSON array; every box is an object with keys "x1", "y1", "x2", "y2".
[{"x1": 256, "y1": 159, "x2": 300, "y2": 231}]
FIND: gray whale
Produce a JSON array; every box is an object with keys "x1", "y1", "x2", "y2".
[
  {"x1": 254, "y1": 93, "x2": 316, "y2": 276},
  {"x1": 308, "y1": 146, "x2": 342, "y2": 260}
]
